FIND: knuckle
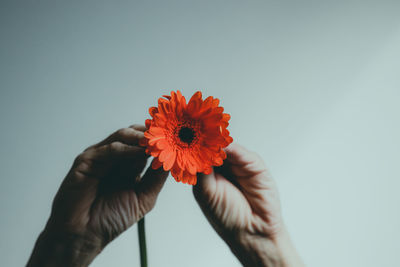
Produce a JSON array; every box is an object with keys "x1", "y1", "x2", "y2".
[
  {"x1": 129, "y1": 127, "x2": 143, "y2": 136},
  {"x1": 130, "y1": 124, "x2": 145, "y2": 130},
  {"x1": 71, "y1": 168, "x2": 87, "y2": 180},
  {"x1": 83, "y1": 145, "x2": 94, "y2": 152},
  {"x1": 128, "y1": 131, "x2": 142, "y2": 143},
  {"x1": 74, "y1": 153, "x2": 83, "y2": 163},
  {"x1": 115, "y1": 127, "x2": 144, "y2": 144},
  {"x1": 144, "y1": 199, "x2": 156, "y2": 213},
  {"x1": 72, "y1": 154, "x2": 93, "y2": 179},
  {"x1": 134, "y1": 130, "x2": 144, "y2": 139},
  {"x1": 109, "y1": 141, "x2": 124, "y2": 151},
  {"x1": 117, "y1": 128, "x2": 132, "y2": 137},
  {"x1": 75, "y1": 152, "x2": 92, "y2": 165},
  {"x1": 74, "y1": 152, "x2": 89, "y2": 164}
]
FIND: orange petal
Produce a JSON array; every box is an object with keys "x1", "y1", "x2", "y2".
[
  {"x1": 185, "y1": 154, "x2": 197, "y2": 175},
  {"x1": 148, "y1": 136, "x2": 165, "y2": 145},
  {"x1": 163, "y1": 150, "x2": 176, "y2": 171},
  {"x1": 149, "y1": 107, "x2": 158, "y2": 117},
  {"x1": 147, "y1": 126, "x2": 164, "y2": 137},
  {"x1": 213, "y1": 156, "x2": 223, "y2": 166},
  {"x1": 203, "y1": 166, "x2": 212, "y2": 175},
  {"x1": 187, "y1": 175, "x2": 197, "y2": 185},
  {"x1": 139, "y1": 137, "x2": 148, "y2": 147},
  {"x1": 151, "y1": 158, "x2": 163, "y2": 169},
  {"x1": 212, "y1": 98, "x2": 220, "y2": 107},
  {"x1": 187, "y1": 91, "x2": 203, "y2": 115},
  {"x1": 178, "y1": 91, "x2": 187, "y2": 109},
  {"x1": 203, "y1": 96, "x2": 213, "y2": 108},
  {"x1": 158, "y1": 98, "x2": 171, "y2": 115},
  {"x1": 159, "y1": 146, "x2": 172, "y2": 162},
  {"x1": 222, "y1": 113, "x2": 231, "y2": 121},
  {"x1": 143, "y1": 90, "x2": 232, "y2": 185},
  {"x1": 150, "y1": 149, "x2": 161, "y2": 157},
  {"x1": 175, "y1": 150, "x2": 185, "y2": 169},
  {"x1": 180, "y1": 171, "x2": 189, "y2": 184},
  {"x1": 171, "y1": 165, "x2": 183, "y2": 182},
  {"x1": 189, "y1": 91, "x2": 202, "y2": 103},
  {"x1": 145, "y1": 119, "x2": 152, "y2": 129},
  {"x1": 155, "y1": 138, "x2": 169, "y2": 149},
  {"x1": 153, "y1": 113, "x2": 167, "y2": 127},
  {"x1": 219, "y1": 149, "x2": 227, "y2": 160}
]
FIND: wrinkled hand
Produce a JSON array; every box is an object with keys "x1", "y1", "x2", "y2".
[
  {"x1": 27, "y1": 125, "x2": 168, "y2": 267},
  {"x1": 193, "y1": 143, "x2": 303, "y2": 267}
]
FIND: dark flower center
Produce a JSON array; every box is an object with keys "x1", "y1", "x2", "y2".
[{"x1": 178, "y1": 127, "x2": 195, "y2": 144}]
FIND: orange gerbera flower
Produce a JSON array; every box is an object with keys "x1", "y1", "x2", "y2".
[{"x1": 140, "y1": 90, "x2": 233, "y2": 185}]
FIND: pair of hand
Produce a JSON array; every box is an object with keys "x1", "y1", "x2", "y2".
[{"x1": 27, "y1": 125, "x2": 303, "y2": 267}]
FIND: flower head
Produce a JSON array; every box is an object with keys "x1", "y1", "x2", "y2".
[{"x1": 140, "y1": 90, "x2": 233, "y2": 185}]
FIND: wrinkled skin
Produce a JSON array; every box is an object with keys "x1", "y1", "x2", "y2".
[
  {"x1": 27, "y1": 125, "x2": 168, "y2": 266},
  {"x1": 28, "y1": 129, "x2": 303, "y2": 267},
  {"x1": 48, "y1": 125, "x2": 168, "y2": 246},
  {"x1": 193, "y1": 143, "x2": 285, "y2": 266}
]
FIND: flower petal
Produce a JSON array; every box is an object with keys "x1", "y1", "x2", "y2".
[
  {"x1": 149, "y1": 107, "x2": 158, "y2": 117},
  {"x1": 151, "y1": 158, "x2": 163, "y2": 169},
  {"x1": 163, "y1": 150, "x2": 176, "y2": 171},
  {"x1": 159, "y1": 146, "x2": 172, "y2": 162},
  {"x1": 148, "y1": 136, "x2": 165, "y2": 146},
  {"x1": 142, "y1": 90, "x2": 232, "y2": 186},
  {"x1": 155, "y1": 138, "x2": 169, "y2": 149}
]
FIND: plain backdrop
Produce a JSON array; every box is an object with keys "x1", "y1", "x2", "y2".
[{"x1": 1, "y1": 1, "x2": 399, "y2": 266}]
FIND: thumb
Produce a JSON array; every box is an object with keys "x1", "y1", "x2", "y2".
[
  {"x1": 193, "y1": 171, "x2": 217, "y2": 206},
  {"x1": 137, "y1": 160, "x2": 169, "y2": 203}
]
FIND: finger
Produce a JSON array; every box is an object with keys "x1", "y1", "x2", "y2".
[
  {"x1": 224, "y1": 144, "x2": 276, "y2": 196},
  {"x1": 192, "y1": 172, "x2": 218, "y2": 227},
  {"x1": 224, "y1": 143, "x2": 267, "y2": 176},
  {"x1": 138, "y1": 161, "x2": 169, "y2": 198},
  {"x1": 224, "y1": 143, "x2": 259, "y2": 165},
  {"x1": 129, "y1": 124, "x2": 147, "y2": 132},
  {"x1": 71, "y1": 156, "x2": 110, "y2": 179},
  {"x1": 136, "y1": 161, "x2": 169, "y2": 213},
  {"x1": 88, "y1": 141, "x2": 147, "y2": 162},
  {"x1": 192, "y1": 171, "x2": 217, "y2": 205},
  {"x1": 193, "y1": 170, "x2": 247, "y2": 233},
  {"x1": 91, "y1": 127, "x2": 145, "y2": 149}
]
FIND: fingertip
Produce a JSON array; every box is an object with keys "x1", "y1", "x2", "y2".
[
  {"x1": 129, "y1": 124, "x2": 147, "y2": 132},
  {"x1": 223, "y1": 142, "x2": 246, "y2": 155},
  {"x1": 223, "y1": 142, "x2": 260, "y2": 166},
  {"x1": 194, "y1": 171, "x2": 208, "y2": 187},
  {"x1": 193, "y1": 170, "x2": 216, "y2": 202},
  {"x1": 139, "y1": 162, "x2": 169, "y2": 196},
  {"x1": 119, "y1": 127, "x2": 144, "y2": 146},
  {"x1": 146, "y1": 162, "x2": 169, "y2": 180}
]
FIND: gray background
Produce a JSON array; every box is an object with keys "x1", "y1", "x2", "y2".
[{"x1": 1, "y1": 1, "x2": 400, "y2": 266}]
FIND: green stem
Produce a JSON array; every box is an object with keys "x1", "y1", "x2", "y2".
[{"x1": 138, "y1": 217, "x2": 147, "y2": 267}]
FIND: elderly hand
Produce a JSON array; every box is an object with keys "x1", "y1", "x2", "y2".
[
  {"x1": 27, "y1": 125, "x2": 168, "y2": 267},
  {"x1": 193, "y1": 143, "x2": 304, "y2": 267}
]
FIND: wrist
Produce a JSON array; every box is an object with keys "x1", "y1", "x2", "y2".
[
  {"x1": 27, "y1": 226, "x2": 102, "y2": 267},
  {"x1": 273, "y1": 227, "x2": 305, "y2": 267},
  {"x1": 229, "y1": 232, "x2": 283, "y2": 267},
  {"x1": 228, "y1": 227, "x2": 304, "y2": 267}
]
